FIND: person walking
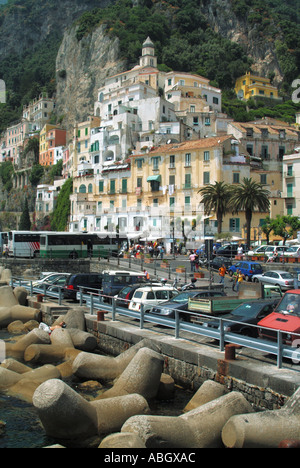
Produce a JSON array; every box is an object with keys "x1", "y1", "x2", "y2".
[
  {"x1": 218, "y1": 264, "x2": 226, "y2": 284},
  {"x1": 236, "y1": 269, "x2": 244, "y2": 292},
  {"x1": 189, "y1": 251, "x2": 196, "y2": 272}
]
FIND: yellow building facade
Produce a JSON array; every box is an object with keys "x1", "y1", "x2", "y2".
[{"x1": 235, "y1": 72, "x2": 279, "y2": 100}]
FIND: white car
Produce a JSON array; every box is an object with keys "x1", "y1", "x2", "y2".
[
  {"x1": 247, "y1": 245, "x2": 270, "y2": 256},
  {"x1": 284, "y1": 245, "x2": 300, "y2": 257},
  {"x1": 252, "y1": 270, "x2": 295, "y2": 290},
  {"x1": 129, "y1": 286, "x2": 179, "y2": 313}
]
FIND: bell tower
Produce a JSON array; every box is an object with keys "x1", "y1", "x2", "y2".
[{"x1": 139, "y1": 37, "x2": 157, "y2": 68}]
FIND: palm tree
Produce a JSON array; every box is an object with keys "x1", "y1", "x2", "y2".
[
  {"x1": 228, "y1": 177, "x2": 270, "y2": 248},
  {"x1": 198, "y1": 181, "x2": 231, "y2": 234}
]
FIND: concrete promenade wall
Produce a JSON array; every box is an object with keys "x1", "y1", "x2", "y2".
[{"x1": 85, "y1": 315, "x2": 300, "y2": 412}]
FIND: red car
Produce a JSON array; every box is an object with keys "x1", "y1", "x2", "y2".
[{"x1": 258, "y1": 290, "x2": 300, "y2": 345}]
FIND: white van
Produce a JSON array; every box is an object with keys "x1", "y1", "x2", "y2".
[{"x1": 129, "y1": 286, "x2": 179, "y2": 313}]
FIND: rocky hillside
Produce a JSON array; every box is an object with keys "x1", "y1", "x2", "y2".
[{"x1": 0, "y1": 0, "x2": 299, "y2": 132}]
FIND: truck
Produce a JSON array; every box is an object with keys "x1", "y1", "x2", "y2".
[
  {"x1": 188, "y1": 283, "x2": 283, "y2": 316},
  {"x1": 257, "y1": 289, "x2": 300, "y2": 345}
]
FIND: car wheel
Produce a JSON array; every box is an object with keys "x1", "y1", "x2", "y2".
[
  {"x1": 253, "y1": 278, "x2": 259, "y2": 283},
  {"x1": 245, "y1": 275, "x2": 250, "y2": 282}
]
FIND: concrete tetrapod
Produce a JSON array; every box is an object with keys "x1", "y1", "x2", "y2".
[
  {"x1": 95, "y1": 347, "x2": 164, "y2": 400},
  {"x1": 0, "y1": 364, "x2": 61, "y2": 402},
  {"x1": 183, "y1": 380, "x2": 226, "y2": 412},
  {"x1": 32, "y1": 379, "x2": 149, "y2": 443},
  {"x1": 90, "y1": 393, "x2": 150, "y2": 436},
  {"x1": 99, "y1": 432, "x2": 146, "y2": 448},
  {"x1": 72, "y1": 339, "x2": 155, "y2": 381},
  {"x1": 121, "y1": 391, "x2": 254, "y2": 448},
  {"x1": 5, "y1": 328, "x2": 51, "y2": 360},
  {"x1": 222, "y1": 387, "x2": 300, "y2": 448},
  {"x1": 33, "y1": 378, "x2": 99, "y2": 441}
]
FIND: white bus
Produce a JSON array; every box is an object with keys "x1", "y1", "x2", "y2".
[
  {"x1": 39, "y1": 231, "x2": 128, "y2": 259},
  {"x1": 0, "y1": 232, "x2": 8, "y2": 255},
  {"x1": 7, "y1": 230, "x2": 43, "y2": 257}
]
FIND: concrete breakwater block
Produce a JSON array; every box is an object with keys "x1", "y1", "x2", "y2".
[
  {"x1": 121, "y1": 391, "x2": 254, "y2": 448},
  {"x1": 33, "y1": 379, "x2": 99, "y2": 441},
  {"x1": 90, "y1": 393, "x2": 150, "y2": 436},
  {"x1": 222, "y1": 387, "x2": 300, "y2": 448},
  {"x1": 99, "y1": 432, "x2": 146, "y2": 448},
  {"x1": 183, "y1": 380, "x2": 226, "y2": 412},
  {"x1": 0, "y1": 363, "x2": 61, "y2": 403},
  {"x1": 5, "y1": 328, "x2": 51, "y2": 360},
  {"x1": 50, "y1": 328, "x2": 74, "y2": 348},
  {"x1": 24, "y1": 344, "x2": 75, "y2": 364},
  {"x1": 1, "y1": 358, "x2": 32, "y2": 374},
  {"x1": 95, "y1": 347, "x2": 164, "y2": 400},
  {"x1": 33, "y1": 378, "x2": 150, "y2": 442},
  {"x1": 0, "y1": 285, "x2": 41, "y2": 328},
  {"x1": 72, "y1": 339, "x2": 153, "y2": 381},
  {"x1": 67, "y1": 328, "x2": 97, "y2": 352}
]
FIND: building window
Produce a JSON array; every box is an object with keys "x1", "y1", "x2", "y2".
[
  {"x1": 260, "y1": 174, "x2": 267, "y2": 185},
  {"x1": 185, "y1": 153, "x2": 191, "y2": 167},
  {"x1": 79, "y1": 184, "x2": 86, "y2": 193},
  {"x1": 184, "y1": 173, "x2": 191, "y2": 189},
  {"x1": 88, "y1": 183, "x2": 93, "y2": 193},
  {"x1": 99, "y1": 181, "x2": 104, "y2": 192},
  {"x1": 152, "y1": 157, "x2": 160, "y2": 170},
  {"x1": 169, "y1": 155, "x2": 175, "y2": 168},
  {"x1": 287, "y1": 183, "x2": 293, "y2": 197},
  {"x1": 233, "y1": 173, "x2": 240, "y2": 184},
  {"x1": 204, "y1": 151, "x2": 210, "y2": 161},
  {"x1": 203, "y1": 172, "x2": 210, "y2": 184},
  {"x1": 287, "y1": 203, "x2": 293, "y2": 215},
  {"x1": 229, "y1": 218, "x2": 240, "y2": 232},
  {"x1": 110, "y1": 180, "x2": 116, "y2": 194}
]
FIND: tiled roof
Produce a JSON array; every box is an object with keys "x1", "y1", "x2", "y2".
[{"x1": 145, "y1": 135, "x2": 232, "y2": 155}]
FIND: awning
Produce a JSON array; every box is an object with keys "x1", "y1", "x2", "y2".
[{"x1": 147, "y1": 175, "x2": 161, "y2": 182}]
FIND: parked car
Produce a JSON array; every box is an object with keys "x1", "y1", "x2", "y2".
[
  {"x1": 63, "y1": 273, "x2": 103, "y2": 301},
  {"x1": 252, "y1": 270, "x2": 295, "y2": 290},
  {"x1": 31, "y1": 272, "x2": 71, "y2": 289},
  {"x1": 283, "y1": 245, "x2": 300, "y2": 258},
  {"x1": 228, "y1": 261, "x2": 263, "y2": 282},
  {"x1": 204, "y1": 300, "x2": 279, "y2": 337},
  {"x1": 129, "y1": 286, "x2": 179, "y2": 313},
  {"x1": 210, "y1": 256, "x2": 232, "y2": 271},
  {"x1": 101, "y1": 270, "x2": 147, "y2": 299},
  {"x1": 115, "y1": 282, "x2": 161, "y2": 308},
  {"x1": 264, "y1": 245, "x2": 290, "y2": 260},
  {"x1": 258, "y1": 290, "x2": 300, "y2": 345},
  {"x1": 216, "y1": 244, "x2": 247, "y2": 258},
  {"x1": 247, "y1": 245, "x2": 270, "y2": 256},
  {"x1": 149, "y1": 289, "x2": 226, "y2": 321}
]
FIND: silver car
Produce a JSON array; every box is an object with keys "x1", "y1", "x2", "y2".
[{"x1": 252, "y1": 270, "x2": 295, "y2": 290}]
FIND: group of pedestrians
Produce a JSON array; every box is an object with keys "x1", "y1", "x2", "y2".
[{"x1": 218, "y1": 263, "x2": 244, "y2": 292}]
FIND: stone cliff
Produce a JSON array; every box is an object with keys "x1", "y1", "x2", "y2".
[{"x1": 55, "y1": 24, "x2": 126, "y2": 135}]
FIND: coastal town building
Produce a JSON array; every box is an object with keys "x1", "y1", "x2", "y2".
[
  {"x1": 234, "y1": 72, "x2": 280, "y2": 101},
  {"x1": 39, "y1": 124, "x2": 66, "y2": 166}
]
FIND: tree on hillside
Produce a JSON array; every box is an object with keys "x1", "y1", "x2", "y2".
[
  {"x1": 50, "y1": 178, "x2": 73, "y2": 231},
  {"x1": 228, "y1": 178, "x2": 270, "y2": 248},
  {"x1": 19, "y1": 198, "x2": 31, "y2": 230},
  {"x1": 198, "y1": 181, "x2": 231, "y2": 234}
]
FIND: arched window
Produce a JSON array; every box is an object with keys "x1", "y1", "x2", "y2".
[
  {"x1": 88, "y1": 183, "x2": 93, "y2": 193},
  {"x1": 79, "y1": 184, "x2": 86, "y2": 193}
]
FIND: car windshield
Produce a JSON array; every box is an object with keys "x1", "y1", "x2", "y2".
[
  {"x1": 231, "y1": 302, "x2": 268, "y2": 318},
  {"x1": 172, "y1": 292, "x2": 196, "y2": 303},
  {"x1": 277, "y1": 293, "x2": 300, "y2": 315},
  {"x1": 287, "y1": 247, "x2": 299, "y2": 252}
]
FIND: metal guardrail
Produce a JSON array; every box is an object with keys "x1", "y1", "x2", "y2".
[{"x1": 10, "y1": 277, "x2": 300, "y2": 369}]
